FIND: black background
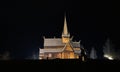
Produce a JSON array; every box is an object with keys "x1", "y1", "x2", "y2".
[{"x1": 0, "y1": 0, "x2": 120, "y2": 59}]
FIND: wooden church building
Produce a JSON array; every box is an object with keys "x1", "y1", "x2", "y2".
[{"x1": 39, "y1": 14, "x2": 81, "y2": 59}]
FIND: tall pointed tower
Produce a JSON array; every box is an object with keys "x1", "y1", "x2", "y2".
[{"x1": 62, "y1": 14, "x2": 70, "y2": 43}]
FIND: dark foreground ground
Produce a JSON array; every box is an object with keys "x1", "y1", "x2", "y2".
[{"x1": 0, "y1": 59, "x2": 120, "y2": 71}]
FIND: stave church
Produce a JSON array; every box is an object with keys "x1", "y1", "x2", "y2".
[{"x1": 39, "y1": 14, "x2": 82, "y2": 59}]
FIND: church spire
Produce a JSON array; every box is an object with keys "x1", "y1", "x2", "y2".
[
  {"x1": 62, "y1": 13, "x2": 70, "y2": 37},
  {"x1": 62, "y1": 13, "x2": 70, "y2": 43},
  {"x1": 63, "y1": 15, "x2": 68, "y2": 35}
]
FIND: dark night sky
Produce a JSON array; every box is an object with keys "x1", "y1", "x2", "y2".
[{"x1": 1, "y1": 0, "x2": 119, "y2": 59}]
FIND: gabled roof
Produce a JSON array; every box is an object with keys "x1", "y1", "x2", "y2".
[
  {"x1": 44, "y1": 38, "x2": 65, "y2": 47},
  {"x1": 62, "y1": 43, "x2": 74, "y2": 52},
  {"x1": 70, "y1": 42, "x2": 80, "y2": 48},
  {"x1": 40, "y1": 48, "x2": 63, "y2": 53},
  {"x1": 69, "y1": 42, "x2": 81, "y2": 54},
  {"x1": 44, "y1": 38, "x2": 80, "y2": 48},
  {"x1": 40, "y1": 42, "x2": 81, "y2": 54}
]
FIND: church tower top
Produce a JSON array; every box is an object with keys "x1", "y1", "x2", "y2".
[
  {"x1": 62, "y1": 13, "x2": 70, "y2": 43},
  {"x1": 63, "y1": 14, "x2": 68, "y2": 35},
  {"x1": 62, "y1": 13, "x2": 70, "y2": 37}
]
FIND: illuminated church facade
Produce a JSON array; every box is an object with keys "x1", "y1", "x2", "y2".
[{"x1": 39, "y1": 15, "x2": 81, "y2": 59}]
